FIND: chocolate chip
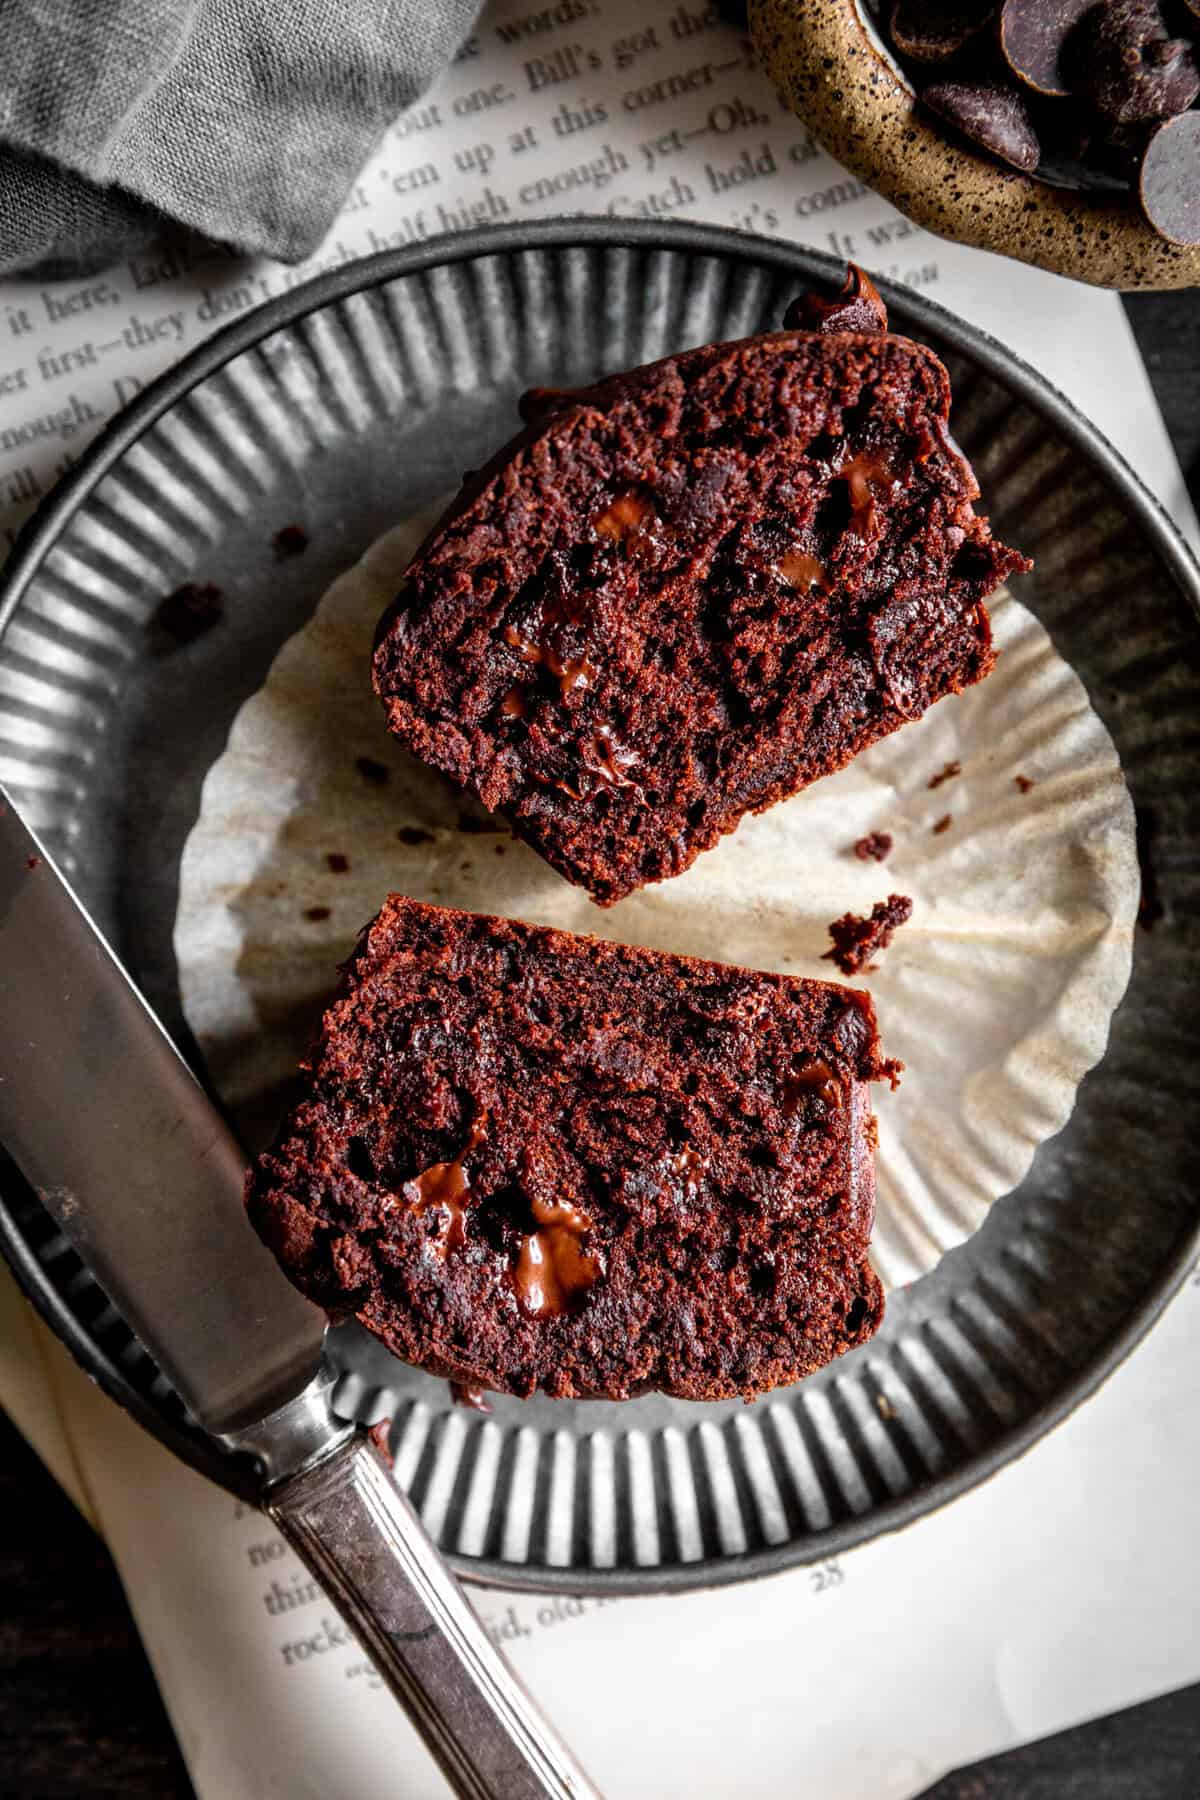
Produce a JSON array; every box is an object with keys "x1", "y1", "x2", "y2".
[
  {"x1": 1073, "y1": 0, "x2": 1200, "y2": 124},
  {"x1": 998, "y1": 0, "x2": 1096, "y2": 98},
  {"x1": 891, "y1": 0, "x2": 995, "y2": 65},
  {"x1": 922, "y1": 79, "x2": 1042, "y2": 170},
  {"x1": 1139, "y1": 109, "x2": 1200, "y2": 240}
]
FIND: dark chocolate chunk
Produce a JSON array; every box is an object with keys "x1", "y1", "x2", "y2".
[
  {"x1": 921, "y1": 79, "x2": 1042, "y2": 170},
  {"x1": 891, "y1": 0, "x2": 995, "y2": 64},
  {"x1": 1073, "y1": 0, "x2": 1199, "y2": 124},
  {"x1": 1139, "y1": 109, "x2": 1200, "y2": 241},
  {"x1": 782, "y1": 264, "x2": 889, "y2": 334},
  {"x1": 998, "y1": 0, "x2": 1097, "y2": 98}
]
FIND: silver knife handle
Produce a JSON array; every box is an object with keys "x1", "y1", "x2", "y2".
[{"x1": 267, "y1": 1435, "x2": 601, "y2": 1800}]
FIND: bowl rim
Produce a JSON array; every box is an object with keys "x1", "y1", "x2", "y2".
[
  {"x1": 750, "y1": 0, "x2": 1200, "y2": 290},
  {"x1": 1, "y1": 216, "x2": 1198, "y2": 1593}
]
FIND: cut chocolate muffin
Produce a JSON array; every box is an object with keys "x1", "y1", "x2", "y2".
[
  {"x1": 246, "y1": 898, "x2": 898, "y2": 1402},
  {"x1": 372, "y1": 267, "x2": 1030, "y2": 904}
]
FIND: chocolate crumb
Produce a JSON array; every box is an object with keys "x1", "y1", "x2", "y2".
[
  {"x1": 326, "y1": 852, "x2": 349, "y2": 874},
  {"x1": 398, "y1": 826, "x2": 435, "y2": 846},
  {"x1": 368, "y1": 1418, "x2": 394, "y2": 1467},
  {"x1": 148, "y1": 581, "x2": 224, "y2": 650},
  {"x1": 355, "y1": 756, "x2": 390, "y2": 785},
  {"x1": 1015, "y1": 773, "x2": 1035, "y2": 794},
  {"x1": 273, "y1": 523, "x2": 309, "y2": 558},
  {"x1": 853, "y1": 831, "x2": 894, "y2": 862},
  {"x1": 304, "y1": 905, "x2": 331, "y2": 922},
  {"x1": 932, "y1": 814, "x2": 953, "y2": 835},
  {"x1": 25, "y1": 854, "x2": 40, "y2": 870},
  {"x1": 449, "y1": 1380, "x2": 492, "y2": 1413},
  {"x1": 824, "y1": 895, "x2": 914, "y2": 976},
  {"x1": 927, "y1": 760, "x2": 961, "y2": 790}
]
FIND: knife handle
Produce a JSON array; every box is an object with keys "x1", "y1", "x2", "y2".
[{"x1": 266, "y1": 1433, "x2": 602, "y2": 1800}]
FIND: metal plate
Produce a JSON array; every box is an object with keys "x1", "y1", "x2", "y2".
[{"x1": 1, "y1": 221, "x2": 1198, "y2": 1593}]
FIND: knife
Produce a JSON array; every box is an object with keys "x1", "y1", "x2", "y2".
[{"x1": 0, "y1": 789, "x2": 600, "y2": 1800}]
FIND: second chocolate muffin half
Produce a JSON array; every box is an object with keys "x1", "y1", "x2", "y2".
[{"x1": 372, "y1": 268, "x2": 1029, "y2": 905}]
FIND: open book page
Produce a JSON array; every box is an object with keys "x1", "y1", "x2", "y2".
[
  {"x1": 3, "y1": 1257, "x2": 1197, "y2": 1800},
  {"x1": 0, "y1": 0, "x2": 1194, "y2": 567}
]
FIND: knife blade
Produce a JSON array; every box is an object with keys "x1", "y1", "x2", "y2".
[
  {"x1": 0, "y1": 794, "x2": 325, "y2": 1433},
  {"x1": 0, "y1": 789, "x2": 600, "y2": 1800}
]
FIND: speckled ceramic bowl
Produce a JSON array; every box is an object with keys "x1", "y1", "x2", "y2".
[{"x1": 751, "y1": 0, "x2": 1200, "y2": 290}]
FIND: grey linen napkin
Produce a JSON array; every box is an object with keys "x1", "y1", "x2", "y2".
[{"x1": 0, "y1": 0, "x2": 481, "y2": 276}]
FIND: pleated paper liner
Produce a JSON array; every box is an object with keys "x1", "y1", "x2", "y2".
[{"x1": 176, "y1": 503, "x2": 1138, "y2": 1292}]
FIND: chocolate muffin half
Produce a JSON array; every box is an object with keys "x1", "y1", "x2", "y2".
[
  {"x1": 372, "y1": 267, "x2": 1030, "y2": 904},
  {"x1": 246, "y1": 898, "x2": 898, "y2": 1402}
]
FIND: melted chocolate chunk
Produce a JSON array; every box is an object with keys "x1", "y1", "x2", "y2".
[
  {"x1": 513, "y1": 1195, "x2": 603, "y2": 1318},
  {"x1": 401, "y1": 1118, "x2": 486, "y2": 1259},
  {"x1": 783, "y1": 264, "x2": 889, "y2": 335},
  {"x1": 783, "y1": 1060, "x2": 843, "y2": 1114}
]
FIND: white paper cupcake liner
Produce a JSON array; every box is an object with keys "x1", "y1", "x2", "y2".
[{"x1": 176, "y1": 505, "x2": 1138, "y2": 1289}]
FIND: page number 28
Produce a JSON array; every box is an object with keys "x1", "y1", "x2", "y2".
[{"x1": 810, "y1": 1559, "x2": 844, "y2": 1594}]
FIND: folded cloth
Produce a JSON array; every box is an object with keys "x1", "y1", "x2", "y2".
[{"x1": 0, "y1": 0, "x2": 481, "y2": 277}]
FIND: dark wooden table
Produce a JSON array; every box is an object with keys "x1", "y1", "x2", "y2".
[{"x1": 1, "y1": 294, "x2": 1198, "y2": 1798}]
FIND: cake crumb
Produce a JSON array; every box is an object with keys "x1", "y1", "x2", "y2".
[
  {"x1": 355, "y1": 756, "x2": 390, "y2": 785},
  {"x1": 272, "y1": 523, "x2": 309, "y2": 558},
  {"x1": 449, "y1": 1380, "x2": 492, "y2": 1413},
  {"x1": 148, "y1": 581, "x2": 223, "y2": 651},
  {"x1": 368, "y1": 1418, "x2": 394, "y2": 1468},
  {"x1": 495, "y1": 843, "x2": 506, "y2": 856},
  {"x1": 398, "y1": 826, "x2": 435, "y2": 846},
  {"x1": 927, "y1": 760, "x2": 961, "y2": 790},
  {"x1": 853, "y1": 831, "x2": 893, "y2": 862},
  {"x1": 25, "y1": 854, "x2": 40, "y2": 870},
  {"x1": 824, "y1": 894, "x2": 913, "y2": 976},
  {"x1": 326, "y1": 852, "x2": 350, "y2": 874},
  {"x1": 932, "y1": 814, "x2": 952, "y2": 835},
  {"x1": 1014, "y1": 774, "x2": 1035, "y2": 795},
  {"x1": 304, "y1": 905, "x2": 331, "y2": 922}
]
